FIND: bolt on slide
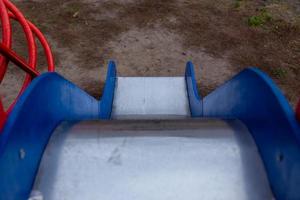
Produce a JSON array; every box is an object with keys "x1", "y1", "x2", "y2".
[{"x1": 0, "y1": 1, "x2": 300, "y2": 200}]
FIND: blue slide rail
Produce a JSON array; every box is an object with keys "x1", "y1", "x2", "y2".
[
  {"x1": 99, "y1": 61, "x2": 117, "y2": 119},
  {"x1": 185, "y1": 61, "x2": 202, "y2": 117},
  {"x1": 0, "y1": 61, "x2": 116, "y2": 200},
  {"x1": 186, "y1": 64, "x2": 300, "y2": 199}
]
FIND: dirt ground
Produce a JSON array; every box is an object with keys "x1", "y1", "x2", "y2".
[{"x1": 1, "y1": 0, "x2": 300, "y2": 110}]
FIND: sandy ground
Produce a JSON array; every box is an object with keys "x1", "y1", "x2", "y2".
[{"x1": 1, "y1": 0, "x2": 300, "y2": 110}]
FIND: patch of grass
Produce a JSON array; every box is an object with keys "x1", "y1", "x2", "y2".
[
  {"x1": 248, "y1": 9, "x2": 272, "y2": 26},
  {"x1": 272, "y1": 68, "x2": 287, "y2": 78}
]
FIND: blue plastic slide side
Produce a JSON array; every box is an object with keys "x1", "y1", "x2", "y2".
[
  {"x1": 185, "y1": 61, "x2": 202, "y2": 117},
  {"x1": 99, "y1": 60, "x2": 116, "y2": 119},
  {"x1": 0, "y1": 62, "x2": 116, "y2": 200},
  {"x1": 200, "y1": 67, "x2": 300, "y2": 199}
]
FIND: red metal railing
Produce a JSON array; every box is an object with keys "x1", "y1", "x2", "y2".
[
  {"x1": 0, "y1": 0, "x2": 55, "y2": 129},
  {"x1": 296, "y1": 99, "x2": 300, "y2": 122}
]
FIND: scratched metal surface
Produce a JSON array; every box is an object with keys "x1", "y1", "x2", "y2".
[
  {"x1": 32, "y1": 119, "x2": 273, "y2": 200},
  {"x1": 111, "y1": 77, "x2": 190, "y2": 119}
]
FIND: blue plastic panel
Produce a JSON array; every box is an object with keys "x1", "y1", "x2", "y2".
[
  {"x1": 185, "y1": 61, "x2": 202, "y2": 117},
  {"x1": 202, "y1": 68, "x2": 300, "y2": 200},
  {"x1": 99, "y1": 61, "x2": 116, "y2": 119},
  {"x1": 0, "y1": 73, "x2": 98, "y2": 199},
  {"x1": 0, "y1": 62, "x2": 117, "y2": 199}
]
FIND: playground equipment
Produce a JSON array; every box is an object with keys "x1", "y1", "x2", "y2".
[{"x1": 0, "y1": 0, "x2": 300, "y2": 199}]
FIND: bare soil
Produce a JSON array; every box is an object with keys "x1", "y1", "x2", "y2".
[{"x1": 1, "y1": 0, "x2": 300, "y2": 110}]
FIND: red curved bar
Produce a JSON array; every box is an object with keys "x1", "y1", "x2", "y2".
[
  {"x1": 0, "y1": 0, "x2": 55, "y2": 129},
  {"x1": 0, "y1": 0, "x2": 12, "y2": 82},
  {"x1": 8, "y1": 13, "x2": 55, "y2": 72},
  {"x1": 5, "y1": 0, "x2": 37, "y2": 101},
  {"x1": 0, "y1": 43, "x2": 39, "y2": 77},
  {"x1": 296, "y1": 99, "x2": 300, "y2": 122},
  {"x1": 28, "y1": 21, "x2": 55, "y2": 72},
  {"x1": 0, "y1": 100, "x2": 6, "y2": 129}
]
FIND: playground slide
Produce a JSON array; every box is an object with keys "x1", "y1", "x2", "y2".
[
  {"x1": 0, "y1": 61, "x2": 299, "y2": 200},
  {"x1": 1, "y1": 1, "x2": 300, "y2": 199}
]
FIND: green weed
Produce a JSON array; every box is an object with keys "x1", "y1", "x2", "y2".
[
  {"x1": 272, "y1": 68, "x2": 287, "y2": 78},
  {"x1": 248, "y1": 9, "x2": 272, "y2": 26}
]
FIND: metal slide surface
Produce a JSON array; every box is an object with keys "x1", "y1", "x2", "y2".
[
  {"x1": 112, "y1": 77, "x2": 190, "y2": 119},
  {"x1": 32, "y1": 119, "x2": 273, "y2": 200}
]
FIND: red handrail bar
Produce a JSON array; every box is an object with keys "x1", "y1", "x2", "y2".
[
  {"x1": 0, "y1": 100, "x2": 6, "y2": 129},
  {"x1": 0, "y1": 0, "x2": 55, "y2": 130},
  {"x1": 0, "y1": 43, "x2": 39, "y2": 77},
  {"x1": 8, "y1": 12, "x2": 55, "y2": 72},
  {"x1": 296, "y1": 99, "x2": 300, "y2": 122},
  {"x1": 0, "y1": 0, "x2": 12, "y2": 82}
]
